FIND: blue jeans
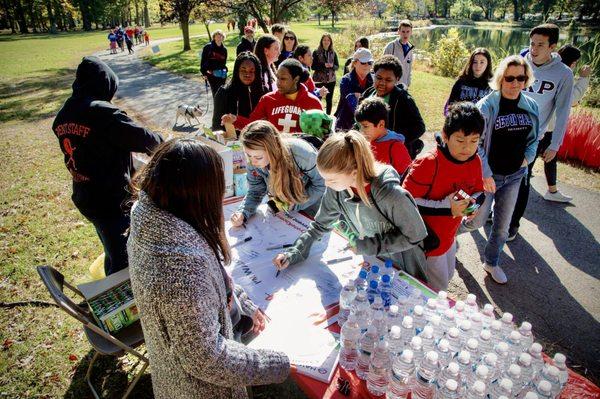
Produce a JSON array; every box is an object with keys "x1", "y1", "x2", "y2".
[{"x1": 461, "y1": 167, "x2": 527, "y2": 267}]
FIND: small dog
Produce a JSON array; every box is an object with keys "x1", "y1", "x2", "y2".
[{"x1": 175, "y1": 104, "x2": 204, "y2": 126}]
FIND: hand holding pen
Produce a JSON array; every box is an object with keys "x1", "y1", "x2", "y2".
[{"x1": 272, "y1": 253, "x2": 289, "y2": 277}]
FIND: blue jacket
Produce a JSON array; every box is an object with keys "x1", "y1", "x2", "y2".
[
  {"x1": 238, "y1": 138, "x2": 325, "y2": 220},
  {"x1": 334, "y1": 70, "x2": 374, "y2": 130},
  {"x1": 476, "y1": 90, "x2": 540, "y2": 178}
]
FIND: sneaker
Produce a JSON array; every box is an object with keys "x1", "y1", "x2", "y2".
[
  {"x1": 506, "y1": 228, "x2": 518, "y2": 242},
  {"x1": 486, "y1": 211, "x2": 493, "y2": 224},
  {"x1": 543, "y1": 190, "x2": 572, "y2": 203},
  {"x1": 483, "y1": 263, "x2": 508, "y2": 284}
]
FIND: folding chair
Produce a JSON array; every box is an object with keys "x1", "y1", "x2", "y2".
[{"x1": 36, "y1": 265, "x2": 148, "y2": 399}]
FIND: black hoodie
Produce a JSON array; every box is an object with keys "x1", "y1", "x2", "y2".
[{"x1": 52, "y1": 56, "x2": 163, "y2": 218}]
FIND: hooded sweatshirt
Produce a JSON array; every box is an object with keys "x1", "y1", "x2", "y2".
[
  {"x1": 383, "y1": 39, "x2": 415, "y2": 87},
  {"x1": 371, "y1": 129, "x2": 411, "y2": 176},
  {"x1": 236, "y1": 37, "x2": 256, "y2": 56},
  {"x1": 52, "y1": 56, "x2": 163, "y2": 217},
  {"x1": 284, "y1": 165, "x2": 428, "y2": 281},
  {"x1": 524, "y1": 52, "x2": 574, "y2": 151},
  {"x1": 233, "y1": 84, "x2": 323, "y2": 133}
]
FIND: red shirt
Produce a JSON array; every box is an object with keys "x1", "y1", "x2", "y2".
[
  {"x1": 234, "y1": 84, "x2": 322, "y2": 133},
  {"x1": 371, "y1": 131, "x2": 412, "y2": 175},
  {"x1": 305, "y1": 76, "x2": 316, "y2": 93},
  {"x1": 403, "y1": 146, "x2": 484, "y2": 256}
]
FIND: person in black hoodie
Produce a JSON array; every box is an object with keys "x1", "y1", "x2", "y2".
[
  {"x1": 361, "y1": 55, "x2": 425, "y2": 158},
  {"x1": 52, "y1": 56, "x2": 163, "y2": 275},
  {"x1": 212, "y1": 52, "x2": 264, "y2": 132},
  {"x1": 444, "y1": 48, "x2": 493, "y2": 115},
  {"x1": 236, "y1": 26, "x2": 256, "y2": 56},
  {"x1": 200, "y1": 30, "x2": 228, "y2": 97}
]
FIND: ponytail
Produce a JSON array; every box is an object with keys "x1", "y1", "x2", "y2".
[{"x1": 317, "y1": 131, "x2": 379, "y2": 205}]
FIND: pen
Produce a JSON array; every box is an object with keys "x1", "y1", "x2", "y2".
[
  {"x1": 266, "y1": 244, "x2": 293, "y2": 250},
  {"x1": 275, "y1": 270, "x2": 280, "y2": 278},
  {"x1": 242, "y1": 221, "x2": 247, "y2": 229},
  {"x1": 231, "y1": 236, "x2": 252, "y2": 248},
  {"x1": 325, "y1": 256, "x2": 353, "y2": 265}
]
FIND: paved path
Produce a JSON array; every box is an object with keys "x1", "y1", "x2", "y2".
[{"x1": 95, "y1": 38, "x2": 600, "y2": 383}]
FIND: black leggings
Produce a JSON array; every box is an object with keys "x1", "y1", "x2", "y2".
[
  {"x1": 207, "y1": 74, "x2": 226, "y2": 98},
  {"x1": 316, "y1": 81, "x2": 336, "y2": 115},
  {"x1": 510, "y1": 131, "x2": 557, "y2": 231},
  {"x1": 85, "y1": 212, "x2": 130, "y2": 276}
]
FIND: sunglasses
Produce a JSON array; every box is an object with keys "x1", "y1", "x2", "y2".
[
  {"x1": 504, "y1": 75, "x2": 527, "y2": 82},
  {"x1": 358, "y1": 61, "x2": 373, "y2": 65},
  {"x1": 284, "y1": 36, "x2": 295, "y2": 40}
]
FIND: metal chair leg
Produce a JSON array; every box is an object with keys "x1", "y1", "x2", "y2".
[
  {"x1": 85, "y1": 351, "x2": 101, "y2": 399},
  {"x1": 122, "y1": 357, "x2": 149, "y2": 399}
]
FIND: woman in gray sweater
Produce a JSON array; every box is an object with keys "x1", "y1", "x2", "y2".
[{"x1": 127, "y1": 138, "x2": 291, "y2": 399}]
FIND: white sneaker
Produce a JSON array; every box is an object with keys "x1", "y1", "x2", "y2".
[
  {"x1": 506, "y1": 229, "x2": 518, "y2": 242},
  {"x1": 543, "y1": 190, "x2": 572, "y2": 203},
  {"x1": 483, "y1": 263, "x2": 508, "y2": 284}
]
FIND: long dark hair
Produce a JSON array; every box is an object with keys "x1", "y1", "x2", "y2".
[
  {"x1": 459, "y1": 47, "x2": 493, "y2": 81},
  {"x1": 254, "y1": 35, "x2": 278, "y2": 88},
  {"x1": 132, "y1": 138, "x2": 231, "y2": 265},
  {"x1": 226, "y1": 51, "x2": 264, "y2": 97},
  {"x1": 282, "y1": 30, "x2": 298, "y2": 52},
  {"x1": 317, "y1": 33, "x2": 334, "y2": 52}
]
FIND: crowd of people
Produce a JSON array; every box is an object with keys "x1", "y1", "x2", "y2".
[
  {"x1": 107, "y1": 25, "x2": 150, "y2": 55},
  {"x1": 53, "y1": 20, "x2": 591, "y2": 399}
]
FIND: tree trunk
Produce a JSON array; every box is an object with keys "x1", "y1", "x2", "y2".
[
  {"x1": 512, "y1": 0, "x2": 519, "y2": 20},
  {"x1": 204, "y1": 21, "x2": 211, "y2": 40},
  {"x1": 143, "y1": 0, "x2": 150, "y2": 27},
  {"x1": 25, "y1": 0, "x2": 37, "y2": 32},
  {"x1": 330, "y1": 10, "x2": 335, "y2": 27},
  {"x1": 134, "y1": 0, "x2": 139, "y2": 25},
  {"x1": 3, "y1": 0, "x2": 16, "y2": 33},
  {"x1": 181, "y1": 15, "x2": 191, "y2": 51},
  {"x1": 14, "y1": 0, "x2": 28, "y2": 33},
  {"x1": 317, "y1": 13, "x2": 320, "y2": 25},
  {"x1": 79, "y1": 0, "x2": 92, "y2": 30},
  {"x1": 45, "y1": 0, "x2": 56, "y2": 33}
]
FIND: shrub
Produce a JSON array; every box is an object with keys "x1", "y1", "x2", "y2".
[
  {"x1": 557, "y1": 111, "x2": 600, "y2": 169},
  {"x1": 332, "y1": 19, "x2": 387, "y2": 59},
  {"x1": 470, "y1": 9, "x2": 484, "y2": 21},
  {"x1": 430, "y1": 28, "x2": 470, "y2": 78},
  {"x1": 582, "y1": 83, "x2": 600, "y2": 108}
]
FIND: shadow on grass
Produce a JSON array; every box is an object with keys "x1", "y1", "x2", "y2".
[{"x1": 0, "y1": 67, "x2": 74, "y2": 123}]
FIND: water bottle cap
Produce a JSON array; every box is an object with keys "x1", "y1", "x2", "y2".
[
  {"x1": 538, "y1": 380, "x2": 552, "y2": 393},
  {"x1": 496, "y1": 342, "x2": 509, "y2": 354},
  {"x1": 389, "y1": 304, "x2": 399, "y2": 314},
  {"x1": 460, "y1": 320, "x2": 472, "y2": 330},
  {"x1": 426, "y1": 299, "x2": 437, "y2": 310},
  {"x1": 466, "y1": 338, "x2": 478, "y2": 350},
  {"x1": 422, "y1": 325, "x2": 434, "y2": 337},
  {"x1": 485, "y1": 352, "x2": 498, "y2": 365},
  {"x1": 371, "y1": 265, "x2": 380, "y2": 274},
  {"x1": 519, "y1": 352, "x2": 532, "y2": 366},
  {"x1": 470, "y1": 312, "x2": 482, "y2": 322},
  {"x1": 524, "y1": 393, "x2": 539, "y2": 399},
  {"x1": 502, "y1": 312, "x2": 513, "y2": 322},
  {"x1": 401, "y1": 349, "x2": 414, "y2": 362},
  {"x1": 510, "y1": 331, "x2": 521, "y2": 342},
  {"x1": 382, "y1": 274, "x2": 391, "y2": 283},
  {"x1": 477, "y1": 364, "x2": 489, "y2": 377},
  {"x1": 373, "y1": 311, "x2": 384, "y2": 320},
  {"x1": 480, "y1": 329, "x2": 492, "y2": 340},
  {"x1": 385, "y1": 259, "x2": 393, "y2": 268},
  {"x1": 444, "y1": 308, "x2": 455, "y2": 319},
  {"x1": 402, "y1": 315, "x2": 413, "y2": 327},
  {"x1": 413, "y1": 305, "x2": 424, "y2": 315},
  {"x1": 454, "y1": 300, "x2": 465, "y2": 311},
  {"x1": 509, "y1": 364, "x2": 521, "y2": 378},
  {"x1": 426, "y1": 351, "x2": 439, "y2": 362},
  {"x1": 520, "y1": 321, "x2": 532, "y2": 331},
  {"x1": 547, "y1": 365, "x2": 560, "y2": 377},
  {"x1": 554, "y1": 353, "x2": 566, "y2": 365},
  {"x1": 431, "y1": 315, "x2": 442, "y2": 325},
  {"x1": 377, "y1": 339, "x2": 389, "y2": 350},
  {"x1": 473, "y1": 380, "x2": 486, "y2": 393},
  {"x1": 448, "y1": 362, "x2": 459, "y2": 374},
  {"x1": 467, "y1": 293, "x2": 477, "y2": 304},
  {"x1": 448, "y1": 327, "x2": 459, "y2": 338},
  {"x1": 458, "y1": 350, "x2": 471, "y2": 363},
  {"x1": 491, "y1": 320, "x2": 502, "y2": 331},
  {"x1": 373, "y1": 296, "x2": 383, "y2": 305},
  {"x1": 437, "y1": 290, "x2": 448, "y2": 300},
  {"x1": 438, "y1": 339, "x2": 449, "y2": 351},
  {"x1": 390, "y1": 325, "x2": 401, "y2": 337},
  {"x1": 530, "y1": 342, "x2": 543, "y2": 354},
  {"x1": 358, "y1": 269, "x2": 368, "y2": 278},
  {"x1": 483, "y1": 303, "x2": 495, "y2": 314},
  {"x1": 369, "y1": 280, "x2": 378, "y2": 288},
  {"x1": 445, "y1": 379, "x2": 458, "y2": 391},
  {"x1": 397, "y1": 295, "x2": 409, "y2": 305},
  {"x1": 411, "y1": 336, "x2": 422, "y2": 346}
]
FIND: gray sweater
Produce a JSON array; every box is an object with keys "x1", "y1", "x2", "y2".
[{"x1": 127, "y1": 192, "x2": 290, "y2": 399}]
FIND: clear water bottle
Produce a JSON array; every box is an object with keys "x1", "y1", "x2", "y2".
[
  {"x1": 500, "y1": 312, "x2": 515, "y2": 339},
  {"x1": 409, "y1": 287, "x2": 425, "y2": 308},
  {"x1": 387, "y1": 349, "x2": 415, "y2": 399},
  {"x1": 477, "y1": 329, "x2": 494, "y2": 356},
  {"x1": 488, "y1": 378, "x2": 514, "y2": 399},
  {"x1": 494, "y1": 341, "x2": 511, "y2": 375},
  {"x1": 458, "y1": 320, "x2": 473, "y2": 346},
  {"x1": 412, "y1": 351, "x2": 440, "y2": 399},
  {"x1": 410, "y1": 336, "x2": 425, "y2": 367},
  {"x1": 464, "y1": 380, "x2": 486, "y2": 399},
  {"x1": 532, "y1": 364, "x2": 562, "y2": 398},
  {"x1": 339, "y1": 313, "x2": 361, "y2": 371},
  {"x1": 373, "y1": 311, "x2": 388, "y2": 340},
  {"x1": 337, "y1": 279, "x2": 357, "y2": 327},
  {"x1": 453, "y1": 300, "x2": 467, "y2": 326},
  {"x1": 436, "y1": 362, "x2": 460, "y2": 392},
  {"x1": 424, "y1": 298, "x2": 439, "y2": 322},
  {"x1": 412, "y1": 305, "x2": 428, "y2": 334},
  {"x1": 429, "y1": 314, "x2": 444, "y2": 341},
  {"x1": 489, "y1": 319, "x2": 504, "y2": 344},
  {"x1": 357, "y1": 325, "x2": 378, "y2": 380},
  {"x1": 436, "y1": 291, "x2": 450, "y2": 313},
  {"x1": 523, "y1": 392, "x2": 539, "y2": 399},
  {"x1": 388, "y1": 304, "x2": 402, "y2": 332},
  {"x1": 434, "y1": 378, "x2": 460, "y2": 399},
  {"x1": 380, "y1": 274, "x2": 393, "y2": 309},
  {"x1": 506, "y1": 330, "x2": 523, "y2": 362},
  {"x1": 355, "y1": 269, "x2": 369, "y2": 291},
  {"x1": 400, "y1": 316, "x2": 414, "y2": 345},
  {"x1": 466, "y1": 364, "x2": 491, "y2": 387},
  {"x1": 371, "y1": 295, "x2": 385, "y2": 315},
  {"x1": 516, "y1": 352, "x2": 535, "y2": 390},
  {"x1": 468, "y1": 312, "x2": 484, "y2": 338},
  {"x1": 481, "y1": 303, "x2": 496, "y2": 328},
  {"x1": 527, "y1": 342, "x2": 545, "y2": 376},
  {"x1": 445, "y1": 327, "x2": 462, "y2": 355},
  {"x1": 500, "y1": 364, "x2": 522, "y2": 396},
  {"x1": 480, "y1": 352, "x2": 499, "y2": 382},
  {"x1": 367, "y1": 340, "x2": 391, "y2": 397},
  {"x1": 352, "y1": 290, "x2": 371, "y2": 333},
  {"x1": 440, "y1": 309, "x2": 456, "y2": 333},
  {"x1": 519, "y1": 321, "x2": 534, "y2": 352},
  {"x1": 367, "y1": 280, "x2": 381, "y2": 304},
  {"x1": 369, "y1": 264, "x2": 381, "y2": 284},
  {"x1": 553, "y1": 353, "x2": 569, "y2": 388},
  {"x1": 436, "y1": 339, "x2": 453, "y2": 368},
  {"x1": 397, "y1": 295, "x2": 411, "y2": 317},
  {"x1": 465, "y1": 293, "x2": 479, "y2": 315},
  {"x1": 384, "y1": 259, "x2": 396, "y2": 281},
  {"x1": 387, "y1": 325, "x2": 405, "y2": 360},
  {"x1": 463, "y1": 338, "x2": 479, "y2": 360},
  {"x1": 455, "y1": 350, "x2": 472, "y2": 384},
  {"x1": 419, "y1": 325, "x2": 437, "y2": 353},
  {"x1": 518, "y1": 380, "x2": 552, "y2": 399}
]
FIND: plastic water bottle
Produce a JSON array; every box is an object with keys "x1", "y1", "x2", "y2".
[
  {"x1": 500, "y1": 364, "x2": 522, "y2": 395},
  {"x1": 466, "y1": 364, "x2": 491, "y2": 387},
  {"x1": 409, "y1": 287, "x2": 425, "y2": 308},
  {"x1": 339, "y1": 313, "x2": 361, "y2": 371},
  {"x1": 553, "y1": 353, "x2": 569, "y2": 388},
  {"x1": 445, "y1": 327, "x2": 462, "y2": 355},
  {"x1": 435, "y1": 378, "x2": 460, "y2": 399},
  {"x1": 367, "y1": 340, "x2": 391, "y2": 397},
  {"x1": 489, "y1": 320, "x2": 504, "y2": 344},
  {"x1": 357, "y1": 325, "x2": 378, "y2": 380},
  {"x1": 429, "y1": 315, "x2": 444, "y2": 340},
  {"x1": 412, "y1": 351, "x2": 440, "y2": 399},
  {"x1": 480, "y1": 352, "x2": 499, "y2": 382},
  {"x1": 518, "y1": 381, "x2": 551, "y2": 399},
  {"x1": 458, "y1": 320, "x2": 473, "y2": 346},
  {"x1": 518, "y1": 321, "x2": 535, "y2": 352},
  {"x1": 352, "y1": 290, "x2": 371, "y2": 333},
  {"x1": 380, "y1": 274, "x2": 393, "y2": 309},
  {"x1": 424, "y1": 298, "x2": 439, "y2": 322},
  {"x1": 355, "y1": 269, "x2": 369, "y2": 292},
  {"x1": 419, "y1": 325, "x2": 437, "y2": 353},
  {"x1": 437, "y1": 362, "x2": 461, "y2": 392},
  {"x1": 532, "y1": 364, "x2": 562, "y2": 398},
  {"x1": 527, "y1": 342, "x2": 545, "y2": 376},
  {"x1": 387, "y1": 325, "x2": 405, "y2": 360},
  {"x1": 463, "y1": 338, "x2": 479, "y2": 360},
  {"x1": 436, "y1": 339, "x2": 453, "y2": 368},
  {"x1": 367, "y1": 280, "x2": 381, "y2": 304},
  {"x1": 397, "y1": 295, "x2": 411, "y2": 316},
  {"x1": 494, "y1": 341, "x2": 511, "y2": 375},
  {"x1": 369, "y1": 264, "x2": 381, "y2": 284},
  {"x1": 481, "y1": 303, "x2": 496, "y2": 328},
  {"x1": 371, "y1": 295, "x2": 385, "y2": 315},
  {"x1": 453, "y1": 300, "x2": 467, "y2": 326},
  {"x1": 488, "y1": 378, "x2": 514, "y2": 399},
  {"x1": 400, "y1": 316, "x2": 414, "y2": 345},
  {"x1": 373, "y1": 311, "x2": 388, "y2": 340},
  {"x1": 500, "y1": 312, "x2": 515, "y2": 339},
  {"x1": 516, "y1": 352, "x2": 535, "y2": 390},
  {"x1": 436, "y1": 291, "x2": 450, "y2": 313},
  {"x1": 384, "y1": 259, "x2": 396, "y2": 281},
  {"x1": 455, "y1": 350, "x2": 472, "y2": 384},
  {"x1": 387, "y1": 304, "x2": 402, "y2": 332},
  {"x1": 477, "y1": 329, "x2": 494, "y2": 356},
  {"x1": 468, "y1": 312, "x2": 484, "y2": 338},
  {"x1": 506, "y1": 330, "x2": 523, "y2": 362},
  {"x1": 337, "y1": 280, "x2": 357, "y2": 327},
  {"x1": 387, "y1": 349, "x2": 415, "y2": 399},
  {"x1": 464, "y1": 380, "x2": 486, "y2": 399},
  {"x1": 440, "y1": 309, "x2": 456, "y2": 333},
  {"x1": 410, "y1": 336, "x2": 425, "y2": 367},
  {"x1": 522, "y1": 392, "x2": 539, "y2": 399},
  {"x1": 465, "y1": 293, "x2": 479, "y2": 315},
  {"x1": 412, "y1": 305, "x2": 427, "y2": 334}
]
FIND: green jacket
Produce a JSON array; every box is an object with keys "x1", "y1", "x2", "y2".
[{"x1": 285, "y1": 165, "x2": 429, "y2": 281}]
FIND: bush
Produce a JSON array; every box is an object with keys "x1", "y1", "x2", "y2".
[
  {"x1": 332, "y1": 19, "x2": 387, "y2": 59},
  {"x1": 582, "y1": 83, "x2": 600, "y2": 108},
  {"x1": 557, "y1": 111, "x2": 600, "y2": 169},
  {"x1": 430, "y1": 28, "x2": 470, "y2": 78},
  {"x1": 470, "y1": 9, "x2": 484, "y2": 21}
]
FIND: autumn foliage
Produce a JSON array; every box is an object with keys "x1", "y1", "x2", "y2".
[{"x1": 557, "y1": 111, "x2": 600, "y2": 170}]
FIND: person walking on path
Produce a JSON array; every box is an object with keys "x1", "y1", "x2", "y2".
[
  {"x1": 237, "y1": 26, "x2": 256, "y2": 56},
  {"x1": 383, "y1": 20, "x2": 415, "y2": 88},
  {"x1": 200, "y1": 30, "x2": 228, "y2": 97},
  {"x1": 312, "y1": 33, "x2": 339, "y2": 115}
]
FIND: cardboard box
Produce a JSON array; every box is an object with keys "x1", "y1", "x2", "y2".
[{"x1": 196, "y1": 136, "x2": 234, "y2": 198}]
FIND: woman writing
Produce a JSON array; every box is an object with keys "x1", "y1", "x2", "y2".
[{"x1": 230, "y1": 120, "x2": 325, "y2": 227}]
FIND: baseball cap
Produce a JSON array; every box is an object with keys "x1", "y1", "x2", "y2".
[{"x1": 353, "y1": 48, "x2": 373, "y2": 63}]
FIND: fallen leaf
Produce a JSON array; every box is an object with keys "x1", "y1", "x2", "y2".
[
  {"x1": 2, "y1": 339, "x2": 14, "y2": 350},
  {"x1": 68, "y1": 354, "x2": 78, "y2": 361},
  {"x1": 16, "y1": 355, "x2": 34, "y2": 368}
]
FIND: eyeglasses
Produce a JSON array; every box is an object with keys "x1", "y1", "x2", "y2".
[
  {"x1": 358, "y1": 61, "x2": 373, "y2": 65},
  {"x1": 284, "y1": 36, "x2": 295, "y2": 40},
  {"x1": 504, "y1": 75, "x2": 527, "y2": 82}
]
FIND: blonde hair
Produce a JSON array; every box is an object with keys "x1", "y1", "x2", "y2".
[
  {"x1": 241, "y1": 120, "x2": 308, "y2": 206},
  {"x1": 490, "y1": 55, "x2": 535, "y2": 91},
  {"x1": 212, "y1": 29, "x2": 225, "y2": 40},
  {"x1": 317, "y1": 131, "x2": 379, "y2": 205}
]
